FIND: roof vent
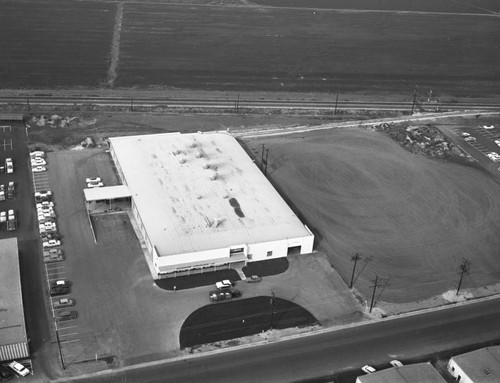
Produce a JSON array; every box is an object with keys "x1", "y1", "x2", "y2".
[
  {"x1": 173, "y1": 149, "x2": 181, "y2": 156},
  {"x1": 210, "y1": 172, "x2": 218, "y2": 181},
  {"x1": 190, "y1": 142, "x2": 197, "y2": 148},
  {"x1": 195, "y1": 150, "x2": 204, "y2": 158},
  {"x1": 179, "y1": 158, "x2": 186, "y2": 164},
  {"x1": 203, "y1": 163, "x2": 210, "y2": 169}
]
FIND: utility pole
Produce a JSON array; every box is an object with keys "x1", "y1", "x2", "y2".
[
  {"x1": 270, "y1": 290, "x2": 276, "y2": 329},
  {"x1": 27, "y1": 96, "x2": 30, "y2": 111},
  {"x1": 410, "y1": 90, "x2": 417, "y2": 115},
  {"x1": 130, "y1": 97, "x2": 134, "y2": 112},
  {"x1": 235, "y1": 93, "x2": 240, "y2": 113},
  {"x1": 369, "y1": 274, "x2": 382, "y2": 313},
  {"x1": 56, "y1": 330, "x2": 66, "y2": 369},
  {"x1": 334, "y1": 91, "x2": 339, "y2": 115},
  {"x1": 349, "y1": 252, "x2": 362, "y2": 288},
  {"x1": 260, "y1": 144, "x2": 269, "y2": 176},
  {"x1": 456, "y1": 259, "x2": 470, "y2": 295}
]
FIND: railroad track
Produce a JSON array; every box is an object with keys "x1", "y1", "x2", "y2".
[{"x1": 1, "y1": 96, "x2": 500, "y2": 112}]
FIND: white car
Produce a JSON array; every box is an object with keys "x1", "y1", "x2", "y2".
[
  {"x1": 31, "y1": 159, "x2": 47, "y2": 167},
  {"x1": 361, "y1": 365, "x2": 376, "y2": 374},
  {"x1": 87, "y1": 181, "x2": 104, "y2": 188},
  {"x1": 464, "y1": 136, "x2": 476, "y2": 142},
  {"x1": 487, "y1": 152, "x2": 500, "y2": 162},
  {"x1": 0, "y1": 211, "x2": 6, "y2": 223},
  {"x1": 8, "y1": 361, "x2": 30, "y2": 377},
  {"x1": 43, "y1": 239, "x2": 61, "y2": 248},
  {"x1": 30, "y1": 150, "x2": 45, "y2": 158},
  {"x1": 494, "y1": 140, "x2": 500, "y2": 147},
  {"x1": 390, "y1": 360, "x2": 403, "y2": 367},
  {"x1": 8, "y1": 209, "x2": 15, "y2": 220},
  {"x1": 460, "y1": 132, "x2": 470, "y2": 137},
  {"x1": 36, "y1": 201, "x2": 54, "y2": 208},
  {"x1": 35, "y1": 190, "x2": 52, "y2": 198},
  {"x1": 86, "y1": 177, "x2": 102, "y2": 183},
  {"x1": 215, "y1": 280, "x2": 233, "y2": 289},
  {"x1": 31, "y1": 157, "x2": 47, "y2": 164},
  {"x1": 32, "y1": 166, "x2": 47, "y2": 173},
  {"x1": 483, "y1": 125, "x2": 495, "y2": 130}
]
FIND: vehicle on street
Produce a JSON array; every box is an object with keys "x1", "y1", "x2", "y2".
[
  {"x1": 50, "y1": 286, "x2": 71, "y2": 296},
  {"x1": 460, "y1": 132, "x2": 470, "y2": 137},
  {"x1": 483, "y1": 125, "x2": 495, "y2": 129},
  {"x1": 7, "y1": 181, "x2": 15, "y2": 199},
  {"x1": 246, "y1": 275, "x2": 262, "y2": 283},
  {"x1": 53, "y1": 297, "x2": 75, "y2": 309},
  {"x1": 7, "y1": 361, "x2": 29, "y2": 377},
  {"x1": 32, "y1": 166, "x2": 47, "y2": 173},
  {"x1": 51, "y1": 280, "x2": 72, "y2": 288},
  {"x1": 390, "y1": 360, "x2": 403, "y2": 367},
  {"x1": 55, "y1": 310, "x2": 78, "y2": 322},
  {"x1": 86, "y1": 177, "x2": 102, "y2": 183},
  {"x1": 209, "y1": 287, "x2": 241, "y2": 302},
  {"x1": 0, "y1": 211, "x2": 6, "y2": 223},
  {"x1": 43, "y1": 239, "x2": 61, "y2": 248},
  {"x1": 464, "y1": 136, "x2": 476, "y2": 142},
  {"x1": 87, "y1": 181, "x2": 104, "y2": 188},
  {"x1": 0, "y1": 185, "x2": 5, "y2": 201},
  {"x1": 361, "y1": 365, "x2": 376, "y2": 374},
  {"x1": 31, "y1": 158, "x2": 47, "y2": 166},
  {"x1": 215, "y1": 280, "x2": 233, "y2": 289}
]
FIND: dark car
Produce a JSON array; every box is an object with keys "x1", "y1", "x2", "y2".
[
  {"x1": 55, "y1": 310, "x2": 78, "y2": 322},
  {"x1": 41, "y1": 232, "x2": 61, "y2": 241},
  {"x1": 209, "y1": 287, "x2": 241, "y2": 302},
  {"x1": 50, "y1": 286, "x2": 71, "y2": 297},
  {"x1": 246, "y1": 275, "x2": 262, "y2": 283},
  {"x1": 0, "y1": 365, "x2": 14, "y2": 381}
]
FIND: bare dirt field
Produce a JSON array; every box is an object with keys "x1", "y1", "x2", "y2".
[{"x1": 241, "y1": 127, "x2": 500, "y2": 304}]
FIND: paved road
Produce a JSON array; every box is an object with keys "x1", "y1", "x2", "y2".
[{"x1": 66, "y1": 297, "x2": 500, "y2": 383}]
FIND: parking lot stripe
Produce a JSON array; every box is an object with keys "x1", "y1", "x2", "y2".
[
  {"x1": 58, "y1": 326, "x2": 78, "y2": 330},
  {"x1": 60, "y1": 339, "x2": 80, "y2": 344},
  {"x1": 47, "y1": 265, "x2": 65, "y2": 271},
  {"x1": 59, "y1": 332, "x2": 79, "y2": 338}
]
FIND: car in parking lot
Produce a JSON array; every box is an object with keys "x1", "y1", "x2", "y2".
[
  {"x1": 0, "y1": 364, "x2": 14, "y2": 380},
  {"x1": 483, "y1": 125, "x2": 495, "y2": 130},
  {"x1": 34, "y1": 190, "x2": 52, "y2": 198},
  {"x1": 32, "y1": 166, "x2": 47, "y2": 173},
  {"x1": 51, "y1": 280, "x2": 72, "y2": 288},
  {"x1": 87, "y1": 180, "x2": 104, "y2": 188},
  {"x1": 50, "y1": 286, "x2": 71, "y2": 297},
  {"x1": 494, "y1": 140, "x2": 500, "y2": 147},
  {"x1": 7, "y1": 181, "x2": 15, "y2": 199},
  {"x1": 390, "y1": 360, "x2": 403, "y2": 367},
  {"x1": 41, "y1": 233, "x2": 61, "y2": 242},
  {"x1": 361, "y1": 365, "x2": 376, "y2": 374},
  {"x1": 0, "y1": 211, "x2": 6, "y2": 223},
  {"x1": 86, "y1": 177, "x2": 102, "y2": 183},
  {"x1": 464, "y1": 136, "x2": 477, "y2": 142},
  {"x1": 36, "y1": 201, "x2": 54, "y2": 208},
  {"x1": 246, "y1": 275, "x2": 262, "y2": 283},
  {"x1": 43, "y1": 239, "x2": 61, "y2": 248},
  {"x1": 43, "y1": 248, "x2": 63, "y2": 257},
  {"x1": 31, "y1": 158, "x2": 47, "y2": 166},
  {"x1": 487, "y1": 152, "x2": 500, "y2": 162},
  {"x1": 460, "y1": 132, "x2": 470, "y2": 137},
  {"x1": 0, "y1": 185, "x2": 5, "y2": 201},
  {"x1": 43, "y1": 252, "x2": 64, "y2": 263},
  {"x1": 55, "y1": 310, "x2": 78, "y2": 322},
  {"x1": 30, "y1": 150, "x2": 45, "y2": 158},
  {"x1": 53, "y1": 297, "x2": 75, "y2": 309},
  {"x1": 7, "y1": 361, "x2": 30, "y2": 377}
]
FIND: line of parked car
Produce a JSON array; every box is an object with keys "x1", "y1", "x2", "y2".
[
  {"x1": 31, "y1": 150, "x2": 47, "y2": 173},
  {"x1": 0, "y1": 361, "x2": 31, "y2": 380},
  {"x1": 0, "y1": 157, "x2": 17, "y2": 232}
]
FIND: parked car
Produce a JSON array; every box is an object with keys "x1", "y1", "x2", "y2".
[
  {"x1": 464, "y1": 136, "x2": 476, "y2": 142},
  {"x1": 494, "y1": 140, "x2": 500, "y2": 147},
  {"x1": 36, "y1": 201, "x2": 54, "y2": 208},
  {"x1": 55, "y1": 310, "x2": 78, "y2": 322},
  {"x1": 0, "y1": 185, "x2": 5, "y2": 201},
  {"x1": 43, "y1": 239, "x2": 61, "y2": 248},
  {"x1": 215, "y1": 280, "x2": 233, "y2": 289},
  {"x1": 86, "y1": 177, "x2": 102, "y2": 183},
  {"x1": 460, "y1": 132, "x2": 470, "y2": 137},
  {"x1": 0, "y1": 211, "x2": 6, "y2": 223},
  {"x1": 43, "y1": 248, "x2": 63, "y2": 257},
  {"x1": 390, "y1": 360, "x2": 403, "y2": 367},
  {"x1": 31, "y1": 158, "x2": 47, "y2": 166},
  {"x1": 34, "y1": 190, "x2": 52, "y2": 198},
  {"x1": 7, "y1": 361, "x2": 29, "y2": 377},
  {"x1": 209, "y1": 287, "x2": 241, "y2": 302},
  {"x1": 361, "y1": 365, "x2": 376, "y2": 374},
  {"x1": 30, "y1": 150, "x2": 45, "y2": 158},
  {"x1": 43, "y1": 253, "x2": 64, "y2": 263},
  {"x1": 32, "y1": 166, "x2": 47, "y2": 173},
  {"x1": 87, "y1": 181, "x2": 104, "y2": 188},
  {"x1": 483, "y1": 125, "x2": 495, "y2": 129},
  {"x1": 0, "y1": 165, "x2": 4, "y2": 174},
  {"x1": 51, "y1": 280, "x2": 72, "y2": 288},
  {"x1": 7, "y1": 181, "x2": 15, "y2": 199},
  {"x1": 41, "y1": 233, "x2": 61, "y2": 241},
  {"x1": 246, "y1": 275, "x2": 262, "y2": 283},
  {"x1": 53, "y1": 297, "x2": 75, "y2": 309},
  {"x1": 50, "y1": 286, "x2": 71, "y2": 297}
]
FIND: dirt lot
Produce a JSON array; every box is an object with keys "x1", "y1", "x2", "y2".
[{"x1": 241, "y1": 127, "x2": 500, "y2": 305}]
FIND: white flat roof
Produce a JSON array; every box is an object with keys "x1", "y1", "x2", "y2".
[
  {"x1": 84, "y1": 185, "x2": 132, "y2": 201},
  {"x1": 451, "y1": 346, "x2": 500, "y2": 382},
  {"x1": 110, "y1": 132, "x2": 312, "y2": 256},
  {"x1": 0, "y1": 238, "x2": 27, "y2": 345},
  {"x1": 357, "y1": 363, "x2": 447, "y2": 383}
]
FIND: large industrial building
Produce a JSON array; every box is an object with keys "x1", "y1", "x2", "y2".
[
  {"x1": 448, "y1": 346, "x2": 500, "y2": 383},
  {"x1": 356, "y1": 363, "x2": 447, "y2": 383},
  {"x1": 0, "y1": 238, "x2": 29, "y2": 361},
  {"x1": 101, "y1": 132, "x2": 314, "y2": 277}
]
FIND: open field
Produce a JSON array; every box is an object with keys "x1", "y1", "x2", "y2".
[
  {"x1": 0, "y1": 1, "x2": 115, "y2": 88},
  {"x1": 0, "y1": 0, "x2": 499, "y2": 96},
  {"x1": 242, "y1": 127, "x2": 500, "y2": 304}
]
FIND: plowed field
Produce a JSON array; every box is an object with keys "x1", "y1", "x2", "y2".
[{"x1": 242, "y1": 128, "x2": 500, "y2": 303}]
